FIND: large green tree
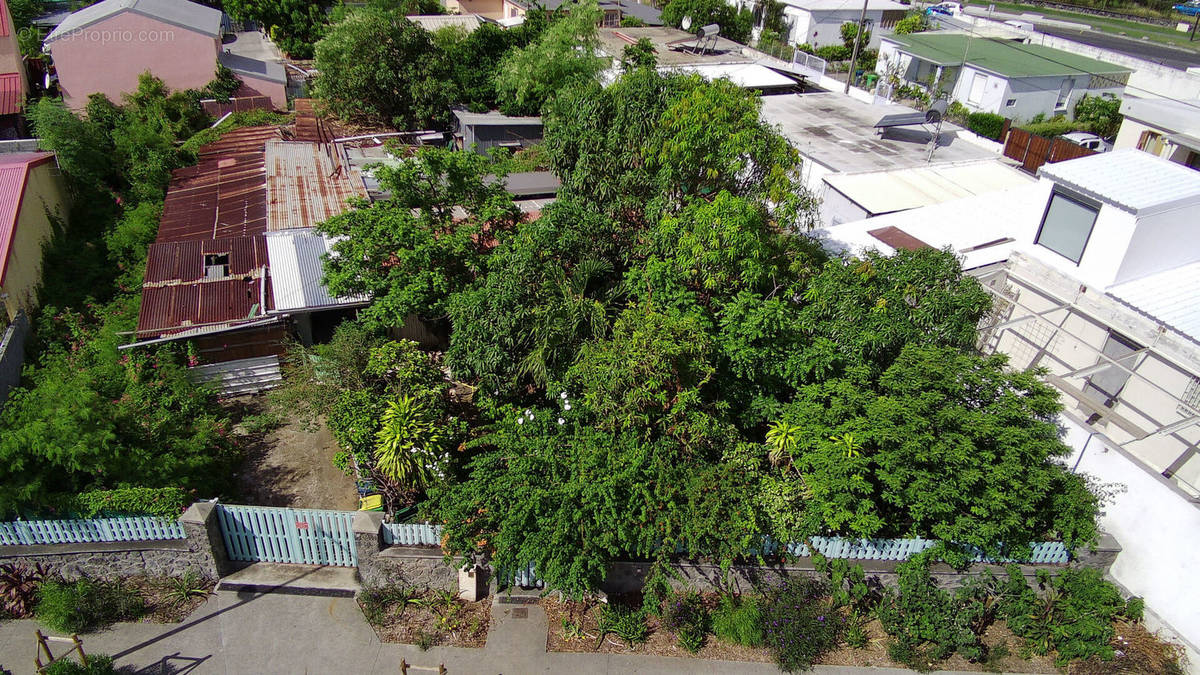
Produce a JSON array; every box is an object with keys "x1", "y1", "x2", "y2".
[
  {"x1": 494, "y1": 0, "x2": 607, "y2": 116},
  {"x1": 312, "y1": 8, "x2": 455, "y2": 129},
  {"x1": 660, "y1": 0, "x2": 754, "y2": 44}
]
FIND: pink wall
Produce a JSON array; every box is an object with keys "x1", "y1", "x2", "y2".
[
  {"x1": 234, "y1": 77, "x2": 286, "y2": 112},
  {"x1": 48, "y1": 12, "x2": 220, "y2": 109}
]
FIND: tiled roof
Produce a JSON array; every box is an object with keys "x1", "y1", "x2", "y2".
[
  {"x1": 45, "y1": 0, "x2": 223, "y2": 42},
  {"x1": 0, "y1": 152, "x2": 57, "y2": 286},
  {"x1": 1038, "y1": 149, "x2": 1200, "y2": 215}
]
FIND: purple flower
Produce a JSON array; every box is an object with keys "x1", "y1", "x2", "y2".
[{"x1": 817, "y1": 616, "x2": 824, "y2": 622}]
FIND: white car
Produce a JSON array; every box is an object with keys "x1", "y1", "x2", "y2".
[{"x1": 1061, "y1": 132, "x2": 1111, "y2": 153}]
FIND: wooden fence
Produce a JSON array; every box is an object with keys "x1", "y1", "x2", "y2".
[
  {"x1": 0, "y1": 516, "x2": 185, "y2": 546},
  {"x1": 1003, "y1": 127, "x2": 1096, "y2": 174}
]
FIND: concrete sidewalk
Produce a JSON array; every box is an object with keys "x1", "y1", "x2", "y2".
[{"x1": 0, "y1": 590, "x2": 988, "y2": 674}]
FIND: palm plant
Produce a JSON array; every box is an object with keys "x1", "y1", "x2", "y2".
[
  {"x1": 518, "y1": 258, "x2": 619, "y2": 386},
  {"x1": 373, "y1": 395, "x2": 446, "y2": 492},
  {"x1": 766, "y1": 420, "x2": 799, "y2": 467}
]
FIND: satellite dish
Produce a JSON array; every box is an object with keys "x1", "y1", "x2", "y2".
[{"x1": 681, "y1": 15, "x2": 692, "y2": 30}]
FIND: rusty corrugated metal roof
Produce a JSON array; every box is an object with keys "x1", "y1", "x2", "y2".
[
  {"x1": 0, "y1": 73, "x2": 22, "y2": 115},
  {"x1": 293, "y1": 99, "x2": 330, "y2": 144},
  {"x1": 868, "y1": 226, "x2": 931, "y2": 251},
  {"x1": 265, "y1": 141, "x2": 366, "y2": 231}
]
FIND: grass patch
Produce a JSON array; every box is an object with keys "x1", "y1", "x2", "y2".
[{"x1": 971, "y1": 0, "x2": 1200, "y2": 51}]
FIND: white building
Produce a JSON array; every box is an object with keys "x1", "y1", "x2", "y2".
[
  {"x1": 1114, "y1": 96, "x2": 1200, "y2": 171},
  {"x1": 822, "y1": 149, "x2": 1200, "y2": 662},
  {"x1": 878, "y1": 33, "x2": 1130, "y2": 121},
  {"x1": 774, "y1": 0, "x2": 908, "y2": 49}
]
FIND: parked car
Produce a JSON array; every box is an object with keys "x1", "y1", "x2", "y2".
[
  {"x1": 1175, "y1": 0, "x2": 1200, "y2": 16},
  {"x1": 926, "y1": 2, "x2": 962, "y2": 15},
  {"x1": 1061, "y1": 132, "x2": 1111, "y2": 153}
]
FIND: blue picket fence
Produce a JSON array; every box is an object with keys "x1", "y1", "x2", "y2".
[
  {"x1": 382, "y1": 522, "x2": 442, "y2": 546},
  {"x1": 751, "y1": 536, "x2": 1071, "y2": 564},
  {"x1": 216, "y1": 505, "x2": 357, "y2": 567},
  {"x1": 0, "y1": 516, "x2": 185, "y2": 546}
]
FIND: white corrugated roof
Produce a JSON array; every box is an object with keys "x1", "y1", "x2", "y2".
[
  {"x1": 824, "y1": 159, "x2": 1032, "y2": 216},
  {"x1": 46, "y1": 0, "x2": 222, "y2": 42},
  {"x1": 1038, "y1": 149, "x2": 1200, "y2": 216},
  {"x1": 820, "y1": 181, "x2": 1051, "y2": 270},
  {"x1": 787, "y1": 0, "x2": 907, "y2": 11},
  {"x1": 663, "y1": 63, "x2": 797, "y2": 89},
  {"x1": 407, "y1": 14, "x2": 488, "y2": 32},
  {"x1": 1107, "y1": 262, "x2": 1200, "y2": 343},
  {"x1": 265, "y1": 229, "x2": 369, "y2": 313}
]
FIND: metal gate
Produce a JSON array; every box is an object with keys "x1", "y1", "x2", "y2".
[{"x1": 216, "y1": 504, "x2": 357, "y2": 567}]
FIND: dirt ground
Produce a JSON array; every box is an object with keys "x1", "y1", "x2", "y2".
[
  {"x1": 232, "y1": 399, "x2": 358, "y2": 510},
  {"x1": 543, "y1": 597, "x2": 1063, "y2": 673},
  {"x1": 359, "y1": 589, "x2": 490, "y2": 649}
]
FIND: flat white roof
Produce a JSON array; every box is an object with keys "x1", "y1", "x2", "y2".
[
  {"x1": 1108, "y1": 262, "x2": 1200, "y2": 343},
  {"x1": 661, "y1": 62, "x2": 798, "y2": 89},
  {"x1": 265, "y1": 229, "x2": 369, "y2": 313},
  {"x1": 823, "y1": 159, "x2": 1033, "y2": 216},
  {"x1": 785, "y1": 0, "x2": 907, "y2": 11},
  {"x1": 819, "y1": 181, "x2": 1050, "y2": 270},
  {"x1": 1037, "y1": 149, "x2": 1200, "y2": 216}
]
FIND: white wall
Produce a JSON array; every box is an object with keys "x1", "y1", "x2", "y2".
[
  {"x1": 819, "y1": 182, "x2": 870, "y2": 226},
  {"x1": 1061, "y1": 416, "x2": 1200, "y2": 671},
  {"x1": 1115, "y1": 203, "x2": 1200, "y2": 285},
  {"x1": 784, "y1": 8, "x2": 894, "y2": 48},
  {"x1": 1023, "y1": 183, "x2": 1139, "y2": 289}
]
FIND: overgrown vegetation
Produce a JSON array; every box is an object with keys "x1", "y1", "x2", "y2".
[
  {"x1": 35, "y1": 579, "x2": 146, "y2": 633},
  {"x1": 967, "y1": 112, "x2": 1008, "y2": 140},
  {"x1": 0, "y1": 73, "x2": 287, "y2": 517}
]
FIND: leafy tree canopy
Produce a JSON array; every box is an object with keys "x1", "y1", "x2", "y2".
[
  {"x1": 494, "y1": 0, "x2": 607, "y2": 116},
  {"x1": 660, "y1": 0, "x2": 754, "y2": 44}
]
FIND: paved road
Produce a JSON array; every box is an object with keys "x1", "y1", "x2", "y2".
[{"x1": 1033, "y1": 25, "x2": 1200, "y2": 69}]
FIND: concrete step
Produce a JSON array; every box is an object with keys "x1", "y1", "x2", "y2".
[{"x1": 216, "y1": 562, "x2": 361, "y2": 598}]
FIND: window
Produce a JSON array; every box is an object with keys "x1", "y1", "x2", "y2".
[
  {"x1": 1055, "y1": 78, "x2": 1074, "y2": 109},
  {"x1": 603, "y1": 10, "x2": 620, "y2": 27},
  {"x1": 1034, "y1": 190, "x2": 1098, "y2": 264},
  {"x1": 1082, "y1": 331, "x2": 1142, "y2": 408},
  {"x1": 967, "y1": 73, "x2": 987, "y2": 105},
  {"x1": 1005, "y1": 98, "x2": 1016, "y2": 107},
  {"x1": 1137, "y1": 130, "x2": 1164, "y2": 155},
  {"x1": 204, "y1": 253, "x2": 230, "y2": 279}
]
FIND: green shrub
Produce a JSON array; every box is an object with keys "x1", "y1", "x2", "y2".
[
  {"x1": 966, "y1": 112, "x2": 1007, "y2": 141},
  {"x1": 877, "y1": 559, "x2": 982, "y2": 670},
  {"x1": 662, "y1": 592, "x2": 709, "y2": 653},
  {"x1": 1020, "y1": 115, "x2": 1083, "y2": 138},
  {"x1": 814, "y1": 44, "x2": 852, "y2": 62},
  {"x1": 761, "y1": 576, "x2": 842, "y2": 672},
  {"x1": 67, "y1": 487, "x2": 189, "y2": 519},
  {"x1": 598, "y1": 602, "x2": 649, "y2": 647},
  {"x1": 946, "y1": 101, "x2": 970, "y2": 125},
  {"x1": 893, "y1": 84, "x2": 930, "y2": 106},
  {"x1": 35, "y1": 579, "x2": 145, "y2": 633},
  {"x1": 712, "y1": 594, "x2": 764, "y2": 647},
  {"x1": 42, "y1": 655, "x2": 118, "y2": 675},
  {"x1": 1000, "y1": 566, "x2": 1132, "y2": 666}
]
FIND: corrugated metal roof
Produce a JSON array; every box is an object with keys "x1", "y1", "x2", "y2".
[
  {"x1": 265, "y1": 141, "x2": 367, "y2": 231},
  {"x1": 452, "y1": 109, "x2": 542, "y2": 127},
  {"x1": 45, "y1": 0, "x2": 222, "y2": 43},
  {"x1": 144, "y1": 236, "x2": 267, "y2": 283},
  {"x1": 1107, "y1": 262, "x2": 1200, "y2": 344},
  {"x1": 0, "y1": 73, "x2": 22, "y2": 115},
  {"x1": 293, "y1": 99, "x2": 330, "y2": 144},
  {"x1": 0, "y1": 152, "x2": 57, "y2": 286},
  {"x1": 407, "y1": 14, "x2": 488, "y2": 32},
  {"x1": 824, "y1": 159, "x2": 1033, "y2": 215},
  {"x1": 868, "y1": 226, "x2": 930, "y2": 251},
  {"x1": 1038, "y1": 149, "x2": 1200, "y2": 216},
  {"x1": 135, "y1": 271, "x2": 268, "y2": 336},
  {"x1": 156, "y1": 126, "x2": 280, "y2": 242},
  {"x1": 265, "y1": 229, "x2": 368, "y2": 312}
]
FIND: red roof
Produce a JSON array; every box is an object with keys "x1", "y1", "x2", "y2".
[
  {"x1": 0, "y1": 73, "x2": 22, "y2": 116},
  {"x1": 0, "y1": 152, "x2": 57, "y2": 286},
  {"x1": 137, "y1": 127, "x2": 281, "y2": 338}
]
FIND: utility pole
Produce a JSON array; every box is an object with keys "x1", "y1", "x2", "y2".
[
  {"x1": 1192, "y1": 10, "x2": 1199, "y2": 42},
  {"x1": 844, "y1": 0, "x2": 870, "y2": 94}
]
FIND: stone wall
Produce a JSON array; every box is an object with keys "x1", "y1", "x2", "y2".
[
  {"x1": 0, "y1": 502, "x2": 231, "y2": 582},
  {"x1": 352, "y1": 511, "x2": 462, "y2": 591},
  {"x1": 0, "y1": 540, "x2": 210, "y2": 580}
]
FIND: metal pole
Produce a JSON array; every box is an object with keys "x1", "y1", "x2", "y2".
[
  {"x1": 844, "y1": 0, "x2": 870, "y2": 94},
  {"x1": 1192, "y1": 10, "x2": 1199, "y2": 41}
]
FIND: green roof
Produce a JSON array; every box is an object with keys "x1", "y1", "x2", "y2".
[{"x1": 887, "y1": 34, "x2": 1132, "y2": 79}]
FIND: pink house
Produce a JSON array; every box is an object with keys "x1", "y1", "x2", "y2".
[{"x1": 44, "y1": 0, "x2": 286, "y2": 111}]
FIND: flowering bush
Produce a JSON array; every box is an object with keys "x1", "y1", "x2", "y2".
[
  {"x1": 662, "y1": 592, "x2": 709, "y2": 653},
  {"x1": 761, "y1": 576, "x2": 843, "y2": 672}
]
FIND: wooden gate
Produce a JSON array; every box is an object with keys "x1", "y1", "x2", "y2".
[
  {"x1": 1003, "y1": 127, "x2": 1096, "y2": 174},
  {"x1": 216, "y1": 504, "x2": 357, "y2": 567}
]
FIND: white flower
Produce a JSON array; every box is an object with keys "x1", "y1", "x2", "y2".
[
  {"x1": 517, "y1": 417, "x2": 524, "y2": 425},
  {"x1": 525, "y1": 409, "x2": 532, "y2": 416},
  {"x1": 564, "y1": 403, "x2": 572, "y2": 410},
  {"x1": 560, "y1": 391, "x2": 568, "y2": 399},
  {"x1": 558, "y1": 418, "x2": 565, "y2": 425}
]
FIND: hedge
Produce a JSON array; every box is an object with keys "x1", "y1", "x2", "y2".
[{"x1": 966, "y1": 112, "x2": 1007, "y2": 141}]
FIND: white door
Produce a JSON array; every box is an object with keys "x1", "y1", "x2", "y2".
[{"x1": 968, "y1": 73, "x2": 987, "y2": 105}]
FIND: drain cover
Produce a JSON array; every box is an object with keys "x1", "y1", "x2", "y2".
[{"x1": 512, "y1": 607, "x2": 528, "y2": 619}]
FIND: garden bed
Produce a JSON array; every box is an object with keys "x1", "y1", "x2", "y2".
[
  {"x1": 358, "y1": 587, "x2": 489, "y2": 649},
  {"x1": 542, "y1": 592, "x2": 1179, "y2": 674},
  {"x1": 121, "y1": 576, "x2": 214, "y2": 624}
]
